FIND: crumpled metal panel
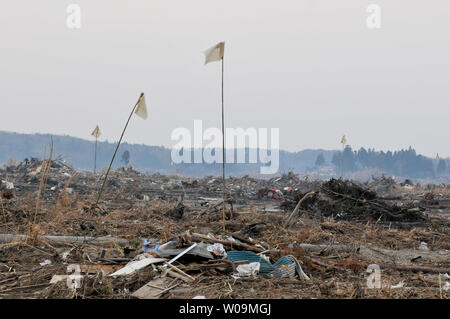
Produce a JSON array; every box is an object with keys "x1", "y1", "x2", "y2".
[{"x1": 227, "y1": 251, "x2": 296, "y2": 278}]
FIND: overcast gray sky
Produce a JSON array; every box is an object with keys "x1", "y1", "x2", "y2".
[{"x1": 0, "y1": 0, "x2": 449, "y2": 157}]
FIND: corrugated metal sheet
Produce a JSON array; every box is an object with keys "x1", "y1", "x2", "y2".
[
  {"x1": 227, "y1": 251, "x2": 296, "y2": 278},
  {"x1": 227, "y1": 251, "x2": 273, "y2": 274},
  {"x1": 267, "y1": 256, "x2": 296, "y2": 278}
]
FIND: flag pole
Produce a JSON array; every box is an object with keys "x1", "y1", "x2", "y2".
[
  {"x1": 94, "y1": 94, "x2": 142, "y2": 208},
  {"x1": 340, "y1": 143, "x2": 344, "y2": 178},
  {"x1": 94, "y1": 136, "x2": 98, "y2": 174},
  {"x1": 221, "y1": 55, "x2": 227, "y2": 231}
]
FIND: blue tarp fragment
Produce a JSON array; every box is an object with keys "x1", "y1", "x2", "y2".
[{"x1": 227, "y1": 251, "x2": 296, "y2": 278}]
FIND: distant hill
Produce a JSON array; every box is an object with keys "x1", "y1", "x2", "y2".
[
  {"x1": 0, "y1": 131, "x2": 334, "y2": 176},
  {"x1": 0, "y1": 131, "x2": 447, "y2": 180}
]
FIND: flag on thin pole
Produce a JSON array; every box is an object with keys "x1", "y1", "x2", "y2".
[
  {"x1": 135, "y1": 94, "x2": 148, "y2": 119},
  {"x1": 203, "y1": 42, "x2": 225, "y2": 65},
  {"x1": 91, "y1": 125, "x2": 101, "y2": 138},
  {"x1": 203, "y1": 41, "x2": 227, "y2": 231},
  {"x1": 94, "y1": 93, "x2": 148, "y2": 208},
  {"x1": 91, "y1": 125, "x2": 101, "y2": 174}
]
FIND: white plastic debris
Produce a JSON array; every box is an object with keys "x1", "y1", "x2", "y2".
[
  {"x1": 233, "y1": 262, "x2": 260, "y2": 277},
  {"x1": 40, "y1": 259, "x2": 52, "y2": 266},
  {"x1": 2, "y1": 181, "x2": 14, "y2": 190},
  {"x1": 207, "y1": 243, "x2": 227, "y2": 257},
  {"x1": 418, "y1": 242, "x2": 429, "y2": 251},
  {"x1": 61, "y1": 251, "x2": 70, "y2": 261},
  {"x1": 391, "y1": 281, "x2": 404, "y2": 289},
  {"x1": 443, "y1": 282, "x2": 450, "y2": 292},
  {"x1": 193, "y1": 296, "x2": 206, "y2": 299},
  {"x1": 222, "y1": 235, "x2": 238, "y2": 242}
]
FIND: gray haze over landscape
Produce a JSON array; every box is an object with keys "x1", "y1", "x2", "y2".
[{"x1": 0, "y1": 1, "x2": 449, "y2": 157}]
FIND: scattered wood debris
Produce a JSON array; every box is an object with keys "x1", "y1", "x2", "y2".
[{"x1": 0, "y1": 161, "x2": 449, "y2": 298}]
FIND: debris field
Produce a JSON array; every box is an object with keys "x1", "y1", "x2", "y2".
[{"x1": 0, "y1": 159, "x2": 449, "y2": 299}]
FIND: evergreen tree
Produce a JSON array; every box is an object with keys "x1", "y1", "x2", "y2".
[
  {"x1": 331, "y1": 151, "x2": 341, "y2": 173},
  {"x1": 343, "y1": 146, "x2": 357, "y2": 172},
  {"x1": 331, "y1": 146, "x2": 356, "y2": 174},
  {"x1": 121, "y1": 150, "x2": 130, "y2": 166},
  {"x1": 315, "y1": 153, "x2": 325, "y2": 167},
  {"x1": 437, "y1": 159, "x2": 447, "y2": 175}
]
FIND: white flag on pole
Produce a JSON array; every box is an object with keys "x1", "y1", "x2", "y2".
[
  {"x1": 203, "y1": 42, "x2": 225, "y2": 65},
  {"x1": 91, "y1": 125, "x2": 101, "y2": 138},
  {"x1": 135, "y1": 93, "x2": 148, "y2": 120}
]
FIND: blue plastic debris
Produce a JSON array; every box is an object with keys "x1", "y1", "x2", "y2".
[
  {"x1": 227, "y1": 251, "x2": 297, "y2": 278},
  {"x1": 142, "y1": 240, "x2": 160, "y2": 253}
]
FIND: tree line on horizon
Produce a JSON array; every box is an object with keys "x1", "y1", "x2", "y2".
[
  {"x1": 0, "y1": 131, "x2": 448, "y2": 179},
  {"x1": 320, "y1": 146, "x2": 447, "y2": 178}
]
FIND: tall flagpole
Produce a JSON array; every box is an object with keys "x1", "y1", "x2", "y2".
[
  {"x1": 221, "y1": 55, "x2": 227, "y2": 231},
  {"x1": 203, "y1": 42, "x2": 226, "y2": 230},
  {"x1": 94, "y1": 136, "x2": 98, "y2": 174},
  {"x1": 94, "y1": 95, "x2": 142, "y2": 208}
]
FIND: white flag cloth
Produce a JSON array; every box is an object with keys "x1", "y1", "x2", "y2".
[
  {"x1": 91, "y1": 125, "x2": 101, "y2": 138},
  {"x1": 203, "y1": 42, "x2": 225, "y2": 65},
  {"x1": 134, "y1": 93, "x2": 148, "y2": 119}
]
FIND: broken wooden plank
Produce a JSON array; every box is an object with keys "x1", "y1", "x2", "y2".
[
  {"x1": 284, "y1": 191, "x2": 316, "y2": 227},
  {"x1": 380, "y1": 263, "x2": 450, "y2": 274},
  {"x1": 109, "y1": 257, "x2": 166, "y2": 277},
  {"x1": 0, "y1": 234, "x2": 131, "y2": 246},
  {"x1": 165, "y1": 263, "x2": 195, "y2": 281},
  {"x1": 80, "y1": 264, "x2": 121, "y2": 275},
  {"x1": 132, "y1": 277, "x2": 179, "y2": 299}
]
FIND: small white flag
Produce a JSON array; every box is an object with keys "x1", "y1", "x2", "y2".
[
  {"x1": 134, "y1": 93, "x2": 148, "y2": 120},
  {"x1": 203, "y1": 42, "x2": 225, "y2": 65},
  {"x1": 341, "y1": 135, "x2": 347, "y2": 145},
  {"x1": 91, "y1": 125, "x2": 101, "y2": 138}
]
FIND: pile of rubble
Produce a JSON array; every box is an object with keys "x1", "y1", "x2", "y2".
[{"x1": 281, "y1": 179, "x2": 429, "y2": 224}]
